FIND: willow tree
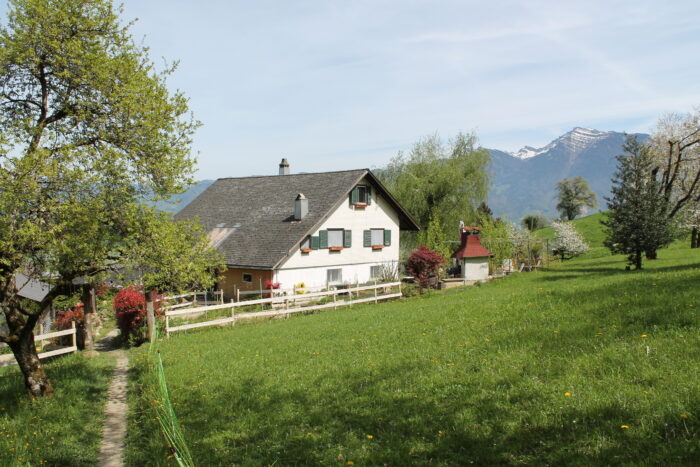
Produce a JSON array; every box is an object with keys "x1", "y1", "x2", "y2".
[
  {"x1": 0, "y1": 0, "x2": 200, "y2": 398},
  {"x1": 380, "y1": 132, "x2": 490, "y2": 254}
]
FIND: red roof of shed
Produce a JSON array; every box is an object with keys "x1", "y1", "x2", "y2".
[{"x1": 452, "y1": 231, "x2": 492, "y2": 259}]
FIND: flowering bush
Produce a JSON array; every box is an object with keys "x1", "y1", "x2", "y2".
[
  {"x1": 406, "y1": 245, "x2": 445, "y2": 289},
  {"x1": 263, "y1": 280, "x2": 281, "y2": 298},
  {"x1": 551, "y1": 221, "x2": 589, "y2": 260},
  {"x1": 114, "y1": 287, "x2": 161, "y2": 343},
  {"x1": 52, "y1": 303, "x2": 84, "y2": 346}
]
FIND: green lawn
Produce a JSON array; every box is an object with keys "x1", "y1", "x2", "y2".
[
  {"x1": 535, "y1": 212, "x2": 607, "y2": 247},
  {"x1": 0, "y1": 353, "x2": 115, "y2": 466},
  {"x1": 129, "y1": 247, "x2": 699, "y2": 465}
]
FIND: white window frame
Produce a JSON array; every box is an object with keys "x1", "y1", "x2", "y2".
[
  {"x1": 370, "y1": 265, "x2": 382, "y2": 280},
  {"x1": 327, "y1": 229, "x2": 344, "y2": 248},
  {"x1": 327, "y1": 268, "x2": 342, "y2": 285},
  {"x1": 371, "y1": 228, "x2": 384, "y2": 246}
]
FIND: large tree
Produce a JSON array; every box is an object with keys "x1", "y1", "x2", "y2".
[
  {"x1": 602, "y1": 137, "x2": 674, "y2": 269},
  {"x1": 555, "y1": 176, "x2": 598, "y2": 220},
  {"x1": 647, "y1": 110, "x2": 700, "y2": 249},
  {"x1": 380, "y1": 132, "x2": 490, "y2": 254},
  {"x1": 0, "y1": 0, "x2": 202, "y2": 398}
]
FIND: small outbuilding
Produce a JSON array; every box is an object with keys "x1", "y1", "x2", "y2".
[{"x1": 451, "y1": 226, "x2": 492, "y2": 281}]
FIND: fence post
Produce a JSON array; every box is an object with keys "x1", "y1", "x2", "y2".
[
  {"x1": 71, "y1": 321, "x2": 76, "y2": 349},
  {"x1": 237, "y1": 289, "x2": 240, "y2": 303},
  {"x1": 374, "y1": 280, "x2": 378, "y2": 304},
  {"x1": 231, "y1": 300, "x2": 235, "y2": 327},
  {"x1": 166, "y1": 314, "x2": 170, "y2": 339},
  {"x1": 399, "y1": 280, "x2": 402, "y2": 298},
  {"x1": 333, "y1": 291, "x2": 337, "y2": 311}
]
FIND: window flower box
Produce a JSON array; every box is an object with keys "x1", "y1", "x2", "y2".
[
  {"x1": 329, "y1": 246, "x2": 344, "y2": 252},
  {"x1": 372, "y1": 245, "x2": 384, "y2": 250},
  {"x1": 300, "y1": 248, "x2": 312, "y2": 254}
]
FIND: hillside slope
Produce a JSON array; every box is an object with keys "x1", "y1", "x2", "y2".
[{"x1": 128, "y1": 247, "x2": 700, "y2": 465}]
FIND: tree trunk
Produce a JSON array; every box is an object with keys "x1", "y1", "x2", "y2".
[
  {"x1": 80, "y1": 285, "x2": 96, "y2": 351},
  {"x1": 8, "y1": 329, "x2": 53, "y2": 399},
  {"x1": 634, "y1": 250, "x2": 643, "y2": 270},
  {"x1": 644, "y1": 249, "x2": 657, "y2": 260},
  {"x1": 692, "y1": 227, "x2": 699, "y2": 248}
]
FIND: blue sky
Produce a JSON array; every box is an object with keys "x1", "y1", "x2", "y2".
[{"x1": 4, "y1": 1, "x2": 700, "y2": 179}]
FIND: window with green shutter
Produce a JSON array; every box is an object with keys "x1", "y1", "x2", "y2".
[
  {"x1": 311, "y1": 236, "x2": 320, "y2": 250},
  {"x1": 384, "y1": 229, "x2": 391, "y2": 246},
  {"x1": 343, "y1": 230, "x2": 352, "y2": 248},
  {"x1": 350, "y1": 185, "x2": 371, "y2": 206},
  {"x1": 363, "y1": 230, "x2": 372, "y2": 247},
  {"x1": 319, "y1": 230, "x2": 328, "y2": 249}
]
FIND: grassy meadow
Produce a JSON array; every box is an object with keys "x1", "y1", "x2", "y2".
[
  {"x1": 0, "y1": 354, "x2": 115, "y2": 466},
  {"x1": 127, "y1": 243, "x2": 700, "y2": 465}
]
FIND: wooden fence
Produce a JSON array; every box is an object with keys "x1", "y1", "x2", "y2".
[
  {"x1": 161, "y1": 290, "x2": 224, "y2": 311},
  {"x1": 165, "y1": 282, "x2": 402, "y2": 336},
  {"x1": 0, "y1": 322, "x2": 77, "y2": 368}
]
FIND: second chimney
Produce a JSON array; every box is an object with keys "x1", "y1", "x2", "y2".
[
  {"x1": 294, "y1": 193, "x2": 308, "y2": 220},
  {"x1": 279, "y1": 158, "x2": 290, "y2": 176}
]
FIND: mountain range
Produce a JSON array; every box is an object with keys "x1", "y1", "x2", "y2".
[
  {"x1": 161, "y1": 127, "x2": 648, "y2": 223},
  {"x1": 487, "y1": 127, "x2": 648, "y2": 221}
]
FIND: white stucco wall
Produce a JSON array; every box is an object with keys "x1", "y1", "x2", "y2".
[
  {"x1": 461, "y1": 257, "x2": 489, "y2": 281},
  {"x1": 275, "y1": 177, "x2": 401, "y2": 288}
]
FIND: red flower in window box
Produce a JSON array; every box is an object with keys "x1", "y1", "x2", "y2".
[
  {"x1": 372, "y1": 245, "x2": 384, "y2": 250},
  {"x1": 329, "y1": 246, "x2": 344, "y2": 251},
  {"x1": 353, "y1": 203, "x2": 368, "y2": 209}
]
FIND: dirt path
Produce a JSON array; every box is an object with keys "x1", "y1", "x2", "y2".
[{"x1": 96, "y1": 330, "x2": 129, "y2": 467}]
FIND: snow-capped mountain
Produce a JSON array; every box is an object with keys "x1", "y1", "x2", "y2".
[
  {"x1": 488, "y1": 128, "x2": 648, "y2": 220},
  {"x1": 508, "y1": 127, "x2": 612, "y2": 160}
]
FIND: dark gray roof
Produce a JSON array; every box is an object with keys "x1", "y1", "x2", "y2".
[
  {"x1": 15, "y1": 274, "x2": 50, "y2": 303},
  {"x1": 175, "y1": 169, "x2": 419, "y2": 269}
]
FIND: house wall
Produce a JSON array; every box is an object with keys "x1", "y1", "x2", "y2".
[
  {"x1": 461, "y1": 258, "x2": 489, "y2": 281},
  {"x1": 275, "y1": 176, "x2": 401, "y2": 288},
  {"x1": 219, "y1": 267, "x2": 273, "y2": 300}
]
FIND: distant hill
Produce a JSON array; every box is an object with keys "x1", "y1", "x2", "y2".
[
  {"x1": 534, "y1": 212, "x2": 607, "y2": 248},
  {"x1": 154, "y1": 180, "x2": 215, "y2": 213},
  {"x1": 488, "y1": 128, "x2": 649, "y2": 221}
]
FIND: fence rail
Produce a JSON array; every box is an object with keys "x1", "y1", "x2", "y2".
[
  {"x1": 0, "y1": 322, "x2": 77, "y2": 368},
  {"x1": 165, "y1": 282, "x2": 402, "y2": 336}
]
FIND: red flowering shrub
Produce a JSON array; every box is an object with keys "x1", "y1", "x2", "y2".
[
  {"x1": 114, "y1": 287, "x2": 161, "y2": 342},
  {"x1": 52, "y1": 303, "x2": 84, "y2": 346},
  {"x1": 406, "y1": 245, "x2": 445, "y2": 289},
  {"x1": 263, "y1": 280, "x2": 281, "y2": 298}
]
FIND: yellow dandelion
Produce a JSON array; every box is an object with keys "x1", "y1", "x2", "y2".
[
  {"x1": 366, "y1": 434, "x2": 373, "y2": 439},
  {"x1": 565, "y1": 392, "x2": 572, "y2": 397},
  {"x1": 347, "y1": 462, "x2": 354, "y2": 465},
  {"x1": 680, "y1": 414, "x2": 688, "y2": 419},
  {"x1": 620, "y1": 425, "x2": 629, "y2": 429},
  {"x1": 641, "y1": 334, "x2": 648, "y2": 338}
]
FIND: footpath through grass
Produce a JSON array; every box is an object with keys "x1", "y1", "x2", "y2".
[
  {"x1": 0, "y1": 353, "x2": 114, "y2": 466},
  {"x1": 129, "y1": 248, "x2": 699, "y2": 465}
]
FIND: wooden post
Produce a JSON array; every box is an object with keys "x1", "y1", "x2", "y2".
[
  {"x1": 166, "y1": 314, "x2": 170, "y2": 338},
  {"x1": 236, "y1": 289, "x2": 240, "y2": 303},
  {"x1": 71, "y1": 321, "x2": 77, "y2": 348},
  {"x1": 333, "y1": 291, "x2": 337, "y2": 311},
  {"x1": 231, "y1": 300, "x2": 235, "y2": 327},
  {"x1": 146, "y1": 290, "x2": 155, "y2": 342},
  {"x1": 398, "y1": 280, "x2": 402, "y2": 297},
  {"x1": 374, "y1": 280, "x2": 378, "y2": 304}
]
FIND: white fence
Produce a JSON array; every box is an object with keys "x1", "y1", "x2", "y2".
[
  {"x1": 0, "y1": 322, "x2": 77, "y2": 368},
  {"x1": 165, "y1": 282, "x2": 402, "y2": 336},
  {"x1": 160, "y1": 290, "x2": 224, "y2": 312}
]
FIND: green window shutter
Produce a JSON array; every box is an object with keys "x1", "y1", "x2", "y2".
[
  {"x1": 311, "y1": 236, "x2": 320, "y2": 250},
  {"x1": 350, "y1": 187, "x2": 359, "y2": 205},
  {"x1": 367, "y1": 186, "x2": 372, "y2": 205},
  {"x1": 319, "y1": 230, "x2": 328, "y2": 249},
  {"x1": 363, "y1": 230, "x2": 372, "y2": 247},
  {"x1": 343, "y1": 230, "x2": 352, "y2": 248},
  {"x1": 384, "y1": 229, "x2": 391, "y2": 246}
]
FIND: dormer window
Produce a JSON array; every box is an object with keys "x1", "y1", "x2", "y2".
[{"x1": 350, "y1": 185, "x2": 371, "y2": 206}]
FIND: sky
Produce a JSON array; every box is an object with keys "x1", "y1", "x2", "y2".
[{"x1": 3, "y1": 0, "x2": 700, "y2": 179}]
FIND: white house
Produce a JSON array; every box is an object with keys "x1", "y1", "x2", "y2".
[{"x1": 175, "y1": 160, "x2": 420, "y2": 298}]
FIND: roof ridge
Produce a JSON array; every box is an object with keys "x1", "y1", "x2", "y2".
[{"x1": 216, "y1": 168, "x2": 369, "y2": 181}]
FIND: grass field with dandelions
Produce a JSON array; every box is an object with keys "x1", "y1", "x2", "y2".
[
  {"x1": 0, "y1": 353, "x2": 115, "y2": 466},
  {"x1": 127, "y1": 242, "x2": 699, "y2": 465}
]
